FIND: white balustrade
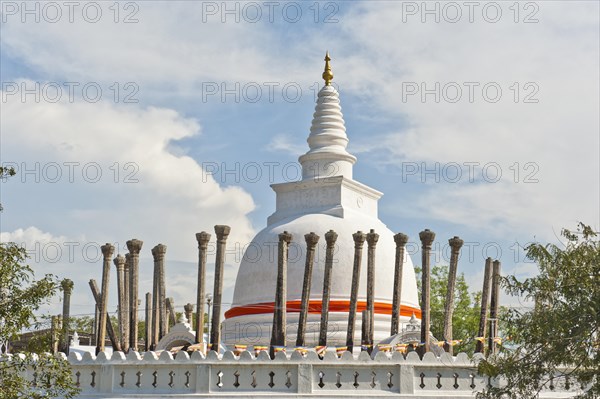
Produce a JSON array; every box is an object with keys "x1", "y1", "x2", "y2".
[{"x1": 34, "y1": 350, "x2": 580, "y2": 398}]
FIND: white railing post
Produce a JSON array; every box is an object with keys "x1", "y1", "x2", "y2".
[
  {"x1": 99, "y1": 364, "x2": 114, "y2": 394},
  {"x1": 195, "y1": 363, "x2": 210, "y2": 393},
  {"x1": 297, "y1": 363, "x2": 313, "y2": 394},
  {"x1": 399, "y1": 364, "x2": 415, "y2": 394}
]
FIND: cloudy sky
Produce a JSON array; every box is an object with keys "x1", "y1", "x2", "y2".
[{"x1": 1, "y1": 1, "x2": 598, "y2": 325}]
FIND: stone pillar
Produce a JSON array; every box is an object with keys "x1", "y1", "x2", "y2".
[
  {"x1": 489, "y1": 260, "x2": 501, "y2": 355},
  {"x1": 155, "y1": 244, "x2": 167, "y2": 340},
  {"x1": 184, "y1": 303, "x2": 194, "y2": 325},
  {"x1": 127, "y1": 239, "x2": 143, "y2": 352},
  {"x1": 89, "y1": 278, "x2": 121, "y2": 353},
  {"x1": 391, "y1": 233, "x2": 409, "y2": 336},
  {"x1": 51, "y1": 315, "x2": 59, "y2": 355},
  {"x1": 145, "y1": 292, "x2": 152, "y2": 351},
  {"x1": 167, "y1": 297, "x2": 176, "y2": 326},
  {"x1": 195, "y1": 232, "x2": 211, "y2": 344},
  {"x1": 346, "y1": 231, "x2": 366, "y2": 352},
  {"x1": 360, "y1": 310, "x2": 370, "y2": 351},
  {"x1": 476, "y1": 258, "x2": 492, "y2": 354},
  {"x1": 60, "y1": 278, "x2": 74, "y2": 354},
  {"x1": 123, "y1": 253, "x2": 131, "y2": 353},
  {"x1": 443, "y1": 236, "x2": 464, "y2": 354},
  {"x1": 419, "y1": 229, "x2": 435, "y2": 356},
  {"x1": 150, "y1": 247, "x2": 159, "y2": 350},
  {"x1": 318, "y1": 230, "x2": 337, "y2": 347},
  {"x1": 97, "y1": 243, "x2": 114, "y2": 355},
  {"x1": 206, "y1": 294, "x2": 212, "y2": 340},
  {"x1": 270, "y1": 231, "x2": 292, "y2": 358},
  {"x1": 365, "y1": 229, "x2": 379, "y2": 349},
  {"x1": 57, "y1": 315, "x2": 63, "y2": 351},
  {"x1": 296, "y1": 232, "x2": 319, "y2": 347},
  {"x1": 210, "y1": 225, "x2": 231, "y2": 351},
  {"x1": 92, "y1": 304, "x2": 99, "y2": 346},
  {"x1": 113, "y1": 255, "x2": 127, "y2": 351}
]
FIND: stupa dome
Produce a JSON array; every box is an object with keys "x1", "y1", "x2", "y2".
[{"x1": 222, "y1": 54, "x2": 420, "y2": 347}]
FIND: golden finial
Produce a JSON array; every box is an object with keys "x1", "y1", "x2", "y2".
[{"x1": 322, "y1": 51, "x2": 333, "y2": 86}]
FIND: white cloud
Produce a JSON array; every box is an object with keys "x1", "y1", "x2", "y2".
[
  {"x1": 0, "y1": 3, "x2": 312, "y2": 90},
  {"x1": 266, "y1": 134, "x2": 306, "y2": 156},
  {"x1": 1, "y1": 86, "x2": 257, "y2": 314},
  {"x1": 1, "y1": 226, "x2": 69, "y2": 247},
  {"x1": 3, "y1": 83, "x2": 256, "y2": 259}
]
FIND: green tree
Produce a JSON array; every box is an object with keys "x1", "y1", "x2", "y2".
[
  {"x1": 70, "y1": 315, "x2": 95, "y2": 336},
  {"x1": 415, "y1": 265, "x2": 482, "y2": 355},
  {"x1": 25, "y1": 316, "x2": 54, "y2": 354},
  {"x1": 0, "y1": 242, "x2": 80, "y2": 398},
  {"x1": 478, "y1": 223, "x2": 599, "y2": 398},
  {"x1": 0, "y1": 166, "x2": 79, "y2": 399}
]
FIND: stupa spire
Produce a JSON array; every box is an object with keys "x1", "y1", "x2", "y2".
[
  {"x1": 322, "y1": 51, "x2": 333, "y2": 86},
  {"x1": 298, "y1": 53, "x2": 357, "y2": 180}
]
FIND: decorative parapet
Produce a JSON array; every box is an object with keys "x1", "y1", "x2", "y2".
[{"x1": 60, "y1": 350, "x2": 579, "y2": 398}]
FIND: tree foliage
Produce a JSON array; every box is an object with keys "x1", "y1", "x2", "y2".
[
  {"x1": 478, "y1": 223, "x2": 599, "y2": 398},
  {"x1": 1, "y1": 352, "x2": 78, "y2": 399},
  {"x1": 0, "y1": 244, "x2": 57, "y2": 342},
  {"x1": 0, "y1": 167, "x2": 79, "y2": 398},
  {"x1": 0, "y1": 243, "x2": 79, "y2": 398},
  {"x1": 0, "y1": 243, "x2": 78, "y2": 399}
]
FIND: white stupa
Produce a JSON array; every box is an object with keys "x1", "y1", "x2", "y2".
[{"x1": 222, "y1": 54, "x2": 420, "y2": 347}]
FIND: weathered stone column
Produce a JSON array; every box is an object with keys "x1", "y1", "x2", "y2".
[
  {"x1": 167, "y1": 297, "x2": 176, "y2": 326},
  {"x1": 346, "y1": 231, "x2": 366, "y2": 352},
  {"x1": 419, "y1": 229, "x2": 435, "y2": 356},
  {"x1": 210, "y1": 225, "x2": 231, "y2": 351},
  {"x1": 184, "y1": 303, "x2": 194, "y2": 325},
  {"x1": 89, "y1": 279, "x2": 121, "y2": 353},
  {"x1": 296, "y1": 232, "x2": 320, "y2": 347},
  {"x1": 270, "y1": 231, "x2": 292, "y2": 358},
  {"x1": 206, "y1": 294, "x2": 212, "y2": 340},
  {"x1": 443, "y1": 236, "x2": 464, "y2": 354},
  {"x1": 195, "y1": 232, "x2": 211, "y2": 344},
  {"x1": 123, "y1": 253, "x2": 131, "y2": 352},
  {"x1": 150, "y1": 247, "x2": 159, "y2": 350},
  {"x1": 366, "y1": 229, "x2": 379, "y2": 349},
  {"x1": 476, "y1": 257, "x2": 492, "y2": 354},
  {"x1": 60, "y1": 278, "x2": 74, "y2": 354},
  {"x1": 155, "y1": 244, "x2": 168, "y2": 340},
  {"x1": 97, "y1": 243, "x2": 114, "y2": 355},
  {"x1": 360, "y1": 310, "x2": 370, "y2": 351},
  {"x1": 145, "y1": 292, "x2": 152, "y2": 351},
  {"x1": 57, "y1": 315, "x2": 63, "y2": 351},
  {"x1": 489, "y1": 260, "x2": 501, "y2": 355},
  {"x1": 318, "y1": 230, "x2": 337, "y2": 347},
  {"x1": 127, "y1": 239, "x2": 143, "y2": 352},
  {"x1": 113, "y1": 255, "x2": 127, "y2": 351},
  {"x1": 92, "y1": 304, "x2": 99, "y2": 346},
  {"x1": 51, "y1": 315, "x2": 59, "y2": 355},
  {"x1": 391, "y1": 233, "x2": 409, "y2": 336}
]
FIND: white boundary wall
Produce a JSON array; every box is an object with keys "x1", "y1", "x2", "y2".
[{"x1": 57, "y1": 350, "x2": 578, "y2": 398}]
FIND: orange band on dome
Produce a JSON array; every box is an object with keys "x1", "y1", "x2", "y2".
[{"x1": 224, "y1": 300, "x2": 421, "y2": 320}]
